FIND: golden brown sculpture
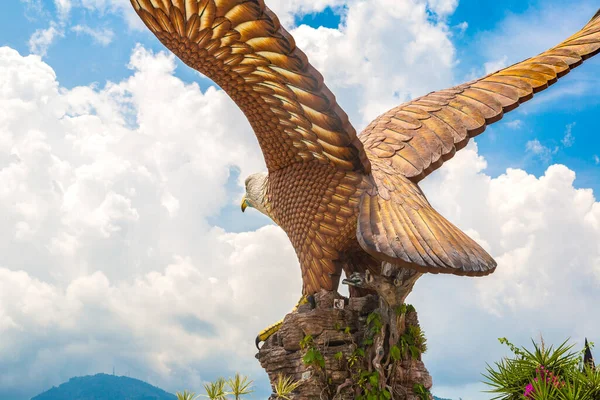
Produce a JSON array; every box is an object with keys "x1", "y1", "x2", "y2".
[{"x1": 130, "y1": 0, "x2": 600, "y2": 340}]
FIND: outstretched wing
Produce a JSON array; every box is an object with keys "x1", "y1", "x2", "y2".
[
  {"x1": 130, "y1": 0, "x2": 369, "y2": 173},
  {"x1": 360, "y1": 9, "x2": 600, "y2": 182},
  {"x1": 357, "y1": 9, "x2": 600, "y2": 277}
]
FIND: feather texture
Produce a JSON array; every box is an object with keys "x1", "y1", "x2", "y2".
[
  {"x1": 360, "y1": 10, "x2": 600, "y2": 182},
  {"x1": 357, "y1": 163, "x2": 497, "y2": 276}
]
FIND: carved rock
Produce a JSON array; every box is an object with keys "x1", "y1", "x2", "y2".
[{"x1": 256, "y1": 291, "x2": 433, "y2": 399}]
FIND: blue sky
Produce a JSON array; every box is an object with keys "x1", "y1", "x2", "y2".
[{"x1": 0, "y1": 0, "x2": 599, "y2": 399}]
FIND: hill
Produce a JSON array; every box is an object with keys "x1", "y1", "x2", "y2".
[
  {"x1": 32, "y1": 372, "x2": 455, "y2": 400},
  {"x1": 31, "y1": 373, "x2": 176, "y2": 400}
]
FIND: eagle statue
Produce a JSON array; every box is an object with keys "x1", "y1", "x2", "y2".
[{"x1": 129, "y1": 0, "x2": 600, "y2": 345}]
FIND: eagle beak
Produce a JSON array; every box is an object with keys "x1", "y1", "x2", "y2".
[{"x1": 241, "y1": 195, "x2": 248, "y2": 213}]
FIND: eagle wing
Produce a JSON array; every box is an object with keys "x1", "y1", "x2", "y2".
[
  {"x1": 357, "y1": 9, "x2": 600, "y2": 276},
  {"x1": 360, "y1": 9, "x2": 600, "y2": 182},
  {"x1": 130, "y1": 0, "x2": 369, "y2": 174}
]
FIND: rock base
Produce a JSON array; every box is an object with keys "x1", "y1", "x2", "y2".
[{"x1": 256, "y1": 291, "x2": 433, "y2": 399}]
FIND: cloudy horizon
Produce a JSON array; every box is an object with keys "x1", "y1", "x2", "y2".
[{"x1": 1, "y1": 0, "x2": 599, "y2": 399}]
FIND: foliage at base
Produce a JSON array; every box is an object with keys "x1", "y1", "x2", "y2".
[
  {"x1": 300, "y1": 305, "x2": 428, "y2": 399},
  {"x1": 482, "y1": 337, "x2": 600, "y2": 400}
]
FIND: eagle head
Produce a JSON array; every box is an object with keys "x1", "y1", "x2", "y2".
[{"x1": 241, "y1": 172, "x2": 272, "y2": 219}]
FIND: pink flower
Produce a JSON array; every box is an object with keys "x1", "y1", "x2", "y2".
[{"x1": 524, "y1": 383, "x2": 535, "y2": 398}]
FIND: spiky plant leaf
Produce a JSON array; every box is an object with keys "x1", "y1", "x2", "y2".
[
  {"x1": 227, "y1": 373, "x2": 253, "y2": 399},
  {"x1": 273, "y1": 373, "x2": 302, "y2": 400},
  {"x1": 203, "y1": 378, "x2": 227, "y2": 400},
  {"x1": 482, "y1": 337, "x2": 597, "y2": 400},
  {"x1": 176, "y1": 390, "x2": 198, "y2": 400}
]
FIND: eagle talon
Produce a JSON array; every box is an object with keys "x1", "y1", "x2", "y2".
[{"x1": 342, "y1": 272, "x2": 367, "y2": 288}]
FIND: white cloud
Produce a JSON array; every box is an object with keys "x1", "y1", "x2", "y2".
[
  {"x1": 454, "y1": 21, "x2": 468, "y2": 35},
  {"x1": 526, "y1": 139, "x2": 558, "y2": 163},
  {"x1": 562, "y1": 122, "x2": 576, "y2": 148},
  {"x1": 21, "y1": 0, "x2": 145, "y2": 32},
  {"x1": 28, "y1": 23, "x2": 63, "y2": 57},
  {"x1": 71, "y1": 25, "x2": 115, "y2": 46},
  {"x1": 426, "y1": 0, "x2": 458, "y2": 17},
  {"x1": 20, "y1": 0, "x2": 45, "y2": 17},
  {"x1": 477, "y1": 3, "x2": 599, "y2": 65},
  {"x1": 55, "y1": 0, "x2": 72, "y2": 20},
  {"x1": 0, "y1": 226, "x2": 300, "y2": 397},
  {"x1": 74, "y1": 0, "x2": 146, "y2": 30},
  {"x1": 473, "y1": 2, "x2": 600, "y2": 107},
  {"x1": 525, "y1": 122, "x2": 576, "y2": 164},
  {"x1": 594, "y1": 155, "x2": 600, "y2": 165},
  {"x1": 483, "y1": 55, "x2": 508, "y2": 74},
  {"x1": 265, "y1": 0, "x2": 347, "y2": 26},
  {"x1": 505, "y1": 119, "x2": 523, "y2": 130}
]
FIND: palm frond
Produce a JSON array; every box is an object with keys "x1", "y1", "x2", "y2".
[
  {"x1": 203, "y1": 378, "x2": 227, "y2": 400},
  {"x1": 176, "y1": 390, "x2": 198, "y2": 400},
  {"x1": 227, "y1": 373, "x2": 254, "y2": 399}
]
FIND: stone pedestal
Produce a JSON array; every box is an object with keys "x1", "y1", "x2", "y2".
[{"x1": 256, "y1": 291, "x2": 433, "y2": 399}]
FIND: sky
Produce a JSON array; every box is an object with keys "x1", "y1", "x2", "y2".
[{"x1": 0, "y1": 0, "x2": 599, "y2": 399}]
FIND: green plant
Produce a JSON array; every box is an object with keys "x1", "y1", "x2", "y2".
[
  {"x1": 482, "y1": 337, "x2": 600, "y2": 400},
  {"x1": 273, "y1": 373, "x2": 302, "y2": 400},
  {"x1": 176, "y1": 390, "x2": 198, "y2": 400},
  {"x1": 366, "y1": 311, "x2": 383, "y2": 336},
  {"x1": 355, "y1": 370, "x2": 391, "y2": 400},
  {"x1": 226, "y1": 373, "x2": 253, "y2": 399},
  {"x1": 300, "y1": 334, "x2": 326, "y2": 369},
  {"x1": 348, "y1": 347, "x2": 365, "y2": 368},
  {"x1": 394, "y1": 304, "x2": 407, "y2": 316},
  {"x1": 303, "y1": 346, "x2": 325, "y2": 369},
  {"x1": 203, "y1": 378, "x2": 227, "y2": 400},
  {"x1": 413, "y1": 383, "x2": 430, "y2": 400},
  {"x1": 299, "y1": 334, "x2": 313, "y2": 350},
  {"x1": 411, "y1": 326, "x2": 427, "y2": 354},
  {"x1": 390, "y1": 345, "x2": 401, "y2": 361},
  {"x1": 398, "y1": 325, "x2": 427, "y2": 360}
]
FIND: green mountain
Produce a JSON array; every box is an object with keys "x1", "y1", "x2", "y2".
[
  {"x1": 31, "y1": 373, "x2": 177, "y2": 400},
  {"x1": 32, "y1": 372, "x2": 455, "y2": 400}
]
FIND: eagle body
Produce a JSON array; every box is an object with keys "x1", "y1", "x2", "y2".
[
  {"x1": 267, "y1": 162, "x2": 367, "y2": 294},
  {"x1": 130, "y1": 0, "x2": 600, "y2": 296}
]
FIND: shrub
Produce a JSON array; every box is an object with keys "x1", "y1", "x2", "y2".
[{"x1": 482, "y1": 337, "x2": 600, "y2": 400}]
